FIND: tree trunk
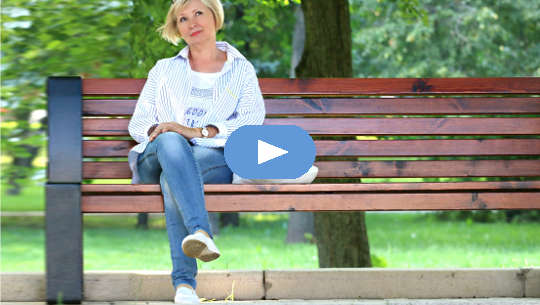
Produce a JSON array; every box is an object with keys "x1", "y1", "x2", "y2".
[
  {"x1": 296, "y1": 0, "x2": 352, "y2": 78},
  {"x1": 285, "y1": 3, "x2": 315, "y2": 244},
  {"x1": 7, "y1": 145, "x2": 39, "y2": 195},
  {"x1": 220, "y1": 212, "x2": 240, "y2": 227},
  {"x1": 136, "y1": 213, "x2": 149, "y2": 230},
  {"x1": 209, "y1": 212, "x2": 220, "y2": 235},
  {"x1": 286, "y1": 212, "x2": 315, "y2": 243},
  {"x1": 290, "y1": 4, "x2": 305, "y2": 78},
  {"x1": 314, "y1": 212, "x2": 371, "y2": 267},
  {"x1": 296, "y1": 0, "x2": 372, "y2": 267}
]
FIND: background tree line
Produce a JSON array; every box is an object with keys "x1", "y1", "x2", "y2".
[{"x1": 2, "y1": 0, "x2": 538, "y2": 195}]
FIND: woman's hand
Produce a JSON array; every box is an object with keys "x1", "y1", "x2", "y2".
[
  {"x1": 148, "y1": 122, "x2": 202, "y2": 142},
  {"x1": 177, "y1": 126, "x2": 203, "y2": 140}
]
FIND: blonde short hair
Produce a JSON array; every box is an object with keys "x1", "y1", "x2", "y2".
[{"x1": 158, "y1": 0, "x2": 225, "y2": 46}]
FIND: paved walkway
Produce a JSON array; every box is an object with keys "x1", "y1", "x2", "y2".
[{"x1": 4, "y1": 299, "x2": 540, "y2": 305}]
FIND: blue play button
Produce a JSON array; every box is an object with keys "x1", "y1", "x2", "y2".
[{"x1": 224, "y1": 125, "x2": 316, "y2": 179}]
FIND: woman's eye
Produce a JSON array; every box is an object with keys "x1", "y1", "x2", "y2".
[
  {"x1": 195, "y1": 11, "x2": 203, "y2": 16},
  {"x1": 178, "y1": 17, "x2": 187, "y2": 22}
]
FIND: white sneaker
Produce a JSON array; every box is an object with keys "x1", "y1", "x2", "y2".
[
  {"x1": 174, "y1": 286, "x2": 200, "y2": 304},
  {"x1": 182, "y1": 231, "x2": 221, "y2": 262}
]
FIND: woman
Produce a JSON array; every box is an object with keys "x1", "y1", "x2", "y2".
[{"x1": 128, "y1": 0, "x2": 265, "y2": 303}]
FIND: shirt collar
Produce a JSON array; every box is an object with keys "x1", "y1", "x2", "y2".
[{"x1": 175, "y1": 41, "x2": 246, "y2": 62}]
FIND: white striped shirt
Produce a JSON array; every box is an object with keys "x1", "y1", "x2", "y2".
[{"x1": 127, "y1": 41, "x2": 266, "y2": 183}]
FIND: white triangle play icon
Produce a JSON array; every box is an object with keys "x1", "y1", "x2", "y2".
[{"x1": 258, "y1": 140, "x2": 288, "y2": 165}]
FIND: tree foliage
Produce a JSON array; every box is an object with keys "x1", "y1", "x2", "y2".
[
  {"x1": 1, "y1": 0, "x2": 132, "y2": 192},
  {"x1": 2, "y1": 0, "x2": 538, "y2": 193},
  {"x1": 351, "y1": 0, "x2": 539, "y2": 77},
  {"x1": 1, "y1": 0, "x2": 296, "y2": 192}
]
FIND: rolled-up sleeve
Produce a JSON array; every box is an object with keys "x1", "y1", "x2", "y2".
[{"x1": 128, "y1": 61, "x2": 162, "y2": 144}]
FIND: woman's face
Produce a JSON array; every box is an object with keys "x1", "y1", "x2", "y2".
[{"x1": 176, "y1": 0, "x2": 216, "y2": 46}]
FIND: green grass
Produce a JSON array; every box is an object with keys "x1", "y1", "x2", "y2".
[
  {"x1": 1, "y1": 183, "x2": 44, "y2": 212},
  {"x1": 2, "y1": 212, "x2": 539, "y2": 272},
  {"x1": 365, "y1": 213, "x2": 540, "y2": 268}
]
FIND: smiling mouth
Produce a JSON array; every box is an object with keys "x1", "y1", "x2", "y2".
[{"x1": 191, "y1": 30, "x2": 202, "y2": 37}]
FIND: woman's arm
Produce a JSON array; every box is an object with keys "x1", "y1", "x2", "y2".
[
  {"x1": 128, "y1": 62, "x2": 162, "y2": 143},
  {"x1": 147, "y1": 122, "x2": 211, "y2": 142}
]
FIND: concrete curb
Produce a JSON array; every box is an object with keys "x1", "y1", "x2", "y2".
[
  {"x1": 84, "y1": 270, "x2": 264, "y2": 301},
  {"x1": 1, "y1": 269, "x2": 539, "y2": 302},
  {"x1": 265, "y1": 269, "x2": 529, "y2": 299},
  {"x1": 525, "y1": 268, "x2": 540, "y2": 298},
  {"x1": 0, "y1": 270, "x2": 263, "y2": 302}
]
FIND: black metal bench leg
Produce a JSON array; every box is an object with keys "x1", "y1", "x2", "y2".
[
  {"x1": 46, "y1": 184, "x2": 83, "y2": 304},
  {"x1": 46, "y1": 77, "x2": 83, "y2": 304}
]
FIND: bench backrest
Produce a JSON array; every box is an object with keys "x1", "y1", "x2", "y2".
[{"x1": 81, "y1": 78, "x2": 540, "y2": 185}]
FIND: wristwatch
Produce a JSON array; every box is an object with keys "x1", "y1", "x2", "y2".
[{"x1": 201, "y1": 126, "x2": 209, "y2": 138}]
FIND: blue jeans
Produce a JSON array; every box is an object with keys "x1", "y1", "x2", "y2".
[{"x1": 137, "y1": 132, "x2": 232, "y2": 290}]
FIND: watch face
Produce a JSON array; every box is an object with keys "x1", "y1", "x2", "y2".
[{"x1": 202, "y1": 128, "x2": 209, "y2": 137}]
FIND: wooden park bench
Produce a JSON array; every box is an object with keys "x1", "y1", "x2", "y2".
[{"x1": 46, "y1": 77, "x2": 540, "y2": 303}]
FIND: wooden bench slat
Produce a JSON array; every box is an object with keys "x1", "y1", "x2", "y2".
[
  {"x1": 82, "y1": 160, "x2": 540, "y2": 179},
  {"x1": 81, "y1": 181, "x2": 540, "y2": 194},
  {"x1": 82, "y1": 78, "x2": 540, "y2": 96},
  {"x1": 81, "y1": 192, "x2": 540, "y2": 212},
  {"x1": 268, "y1": 117, "x2": 540, "y2": 135},
  {"x1": 317, "y1": 160, "x2": 540, "y2": 178},
  {"x1": 82, "y1": 97, "x2": 540, "y2": 116},
  {"x1": 82, "y1": 139, "x2": 540, "y2": 157},
  {"x1": 315, "y1": 139, "x2": 540, "y2": 157},
  {"x1": 83, "y1": 100, "x2": 136, "y2": 116},
  {"x1": 82, "y1": 117, "x2": 540, "y2": 136}
]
